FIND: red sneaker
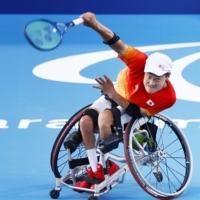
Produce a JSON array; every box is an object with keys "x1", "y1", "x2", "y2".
[
  {"x1": 90, "y1": 160, "x2": 119, "y2": 190},
  {"x1": 73, "y1": 164, "x2": 104, "y2": 192},
  {"x1": 73, "y1": 166, "x2": 93, "y2": 192},
  {"x1": 92, "y1": 164, "x2": 105, "y2": 181},
  {"x1": 73, "y1": 180, "x2": 92, "y2": 192},
  {"x1": 108, "y1": 160, "x2": 120, "y2": 175}
]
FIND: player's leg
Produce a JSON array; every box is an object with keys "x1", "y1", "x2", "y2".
[{"x1": 74, "y1": 95, "x2": 113, "y2": 190}]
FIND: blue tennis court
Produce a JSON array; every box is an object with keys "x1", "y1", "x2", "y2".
[{"x1": 0, "y1": 14, "x2": 200, "y2": 200}]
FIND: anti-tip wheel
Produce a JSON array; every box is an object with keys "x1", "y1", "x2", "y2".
[
  {"x1": 88, "y1": 194, "x2": 98, "y2": 200},
  {"x1": 49, "y1": 189, "x2": 60, "y2": 199}
]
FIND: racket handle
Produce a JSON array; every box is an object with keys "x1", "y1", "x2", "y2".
[{"x1": 72, "y1": 18, "x2": 84, "y2": 26}]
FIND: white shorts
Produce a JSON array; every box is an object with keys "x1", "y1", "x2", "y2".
[{"x1": 90, "y1": 95, "x2": 132, "y2": 129}]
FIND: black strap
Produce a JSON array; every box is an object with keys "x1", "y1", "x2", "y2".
[
  {"x1": 125, "y1": 102, "x2": 142, "y2": 119},
  {"x1": 101, "y1": 91, "x2": 118, "y2": 107},
  {"x1": 108, "y1": 107, "x2": 123, "y2": 141}
]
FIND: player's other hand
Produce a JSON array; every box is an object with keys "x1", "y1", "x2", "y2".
[{"x1": 93, "y1": 74, "x2": 116, "y2": 98}]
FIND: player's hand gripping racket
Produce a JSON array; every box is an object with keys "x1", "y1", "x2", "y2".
[{"x1": 24, "y1": 18, "x2": 84, "y2": 51}]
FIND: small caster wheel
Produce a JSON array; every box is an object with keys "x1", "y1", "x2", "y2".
[
  {"x1": 49, "y1": 189, "x2": 60, "y2": 199},
  {"x1": 88, "y1": 194, "x2": 98, "y2": 200}
]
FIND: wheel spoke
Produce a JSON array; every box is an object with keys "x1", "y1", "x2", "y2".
[
  {"x1": 51, "y1": 105, "x2": 91, "y2": 179},
  {"x1": 124, "y1": 114, "x2": 193, "y2": 198}
]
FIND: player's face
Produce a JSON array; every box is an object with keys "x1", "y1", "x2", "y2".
[{"x1": 143, "y1": 72, "x2": 169, "y2": 94}]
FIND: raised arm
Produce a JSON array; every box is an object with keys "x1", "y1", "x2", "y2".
[{"x1": 80, "y1": 12, "x2": 128, "y2": 55}]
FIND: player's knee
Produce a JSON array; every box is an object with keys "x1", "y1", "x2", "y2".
[
  {"x1": 80, "y1": 108, "x2": 99, "y2": 132},
  {"x1": 98, "y1": 110, "x2": 114, "y2": 132},
  {"x1": 80, "y1": 115, "x2": 93, "y2": 133}
]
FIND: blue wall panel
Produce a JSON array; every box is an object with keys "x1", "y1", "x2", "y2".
[{"x1": 1, "y1": 0, "x2": 200, "y2": 14}]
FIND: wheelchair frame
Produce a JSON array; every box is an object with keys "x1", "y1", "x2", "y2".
[{"x1": 49, "y1": 104, "x2": 193, "y2": 200}]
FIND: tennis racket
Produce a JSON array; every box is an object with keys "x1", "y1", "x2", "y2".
[{"x1": 24, "y1": 18, "x2": 84, "y2": 51}]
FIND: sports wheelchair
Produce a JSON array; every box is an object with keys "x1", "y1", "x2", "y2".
[{"x1": 49, "y1": 104, "x2": 193, "y2": 200}]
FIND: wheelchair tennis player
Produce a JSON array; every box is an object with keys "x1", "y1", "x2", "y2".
[{"x1": 72, "y1": 12, "x2": 176, "y2": 191}]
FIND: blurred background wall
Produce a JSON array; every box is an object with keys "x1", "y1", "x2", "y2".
[{"x1": 1, "y1": 0, "x2": 200, "y2": 14}]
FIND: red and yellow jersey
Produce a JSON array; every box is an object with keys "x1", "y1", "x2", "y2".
[{"x1": 116, "y1": 46, "x2": 176, "y2": 116}]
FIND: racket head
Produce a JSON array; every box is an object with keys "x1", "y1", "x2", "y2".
[{"x1": 24, "y1": 19, "x2": 62, "y2": 51}]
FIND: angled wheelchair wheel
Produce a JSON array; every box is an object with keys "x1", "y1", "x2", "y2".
[
  {"x1": 124, "y1": 113, "x2": 193, "y2": 199},
  {"x1": 51, "y1": 104, "x2": 91, "y2": 179}
]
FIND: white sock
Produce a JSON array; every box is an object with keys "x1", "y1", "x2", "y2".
[
  {"x1": 86, "y1": 149, "x2": 98, "y2": 172},
  {"x1": 99, "y1": 153, "x2": 109, "y2": 166}
]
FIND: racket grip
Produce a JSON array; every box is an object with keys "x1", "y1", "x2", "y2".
[{"x1": 72, "y1": 18, "x2": 84, "y2": 26}]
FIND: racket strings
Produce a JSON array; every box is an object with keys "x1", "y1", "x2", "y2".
[
  {"x1": 25, "y1": 20, "x2": 62, "y2": 50},
  {"x1": 24, "y1": 19, "x2": 77, "y2": 50}
]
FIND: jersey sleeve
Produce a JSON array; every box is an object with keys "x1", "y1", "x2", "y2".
[{"x1": 118, "y1": 46, "x2": 148, "y2": 80}]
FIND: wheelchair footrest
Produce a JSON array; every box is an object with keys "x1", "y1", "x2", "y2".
[{"x1": 99, "y1": 133, "x2": 122, "y2": 154}]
